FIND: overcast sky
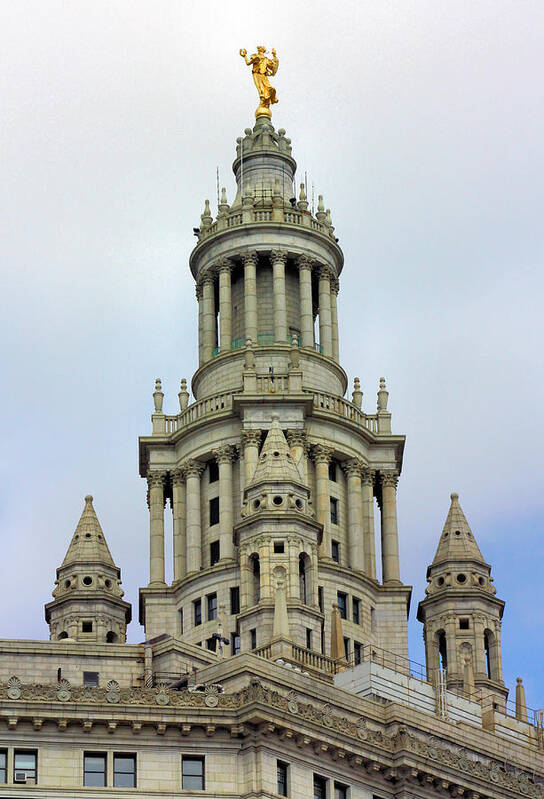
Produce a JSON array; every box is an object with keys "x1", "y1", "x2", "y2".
[{"x1": 2, "y1": 1, "x2": 543, "y2": 708}]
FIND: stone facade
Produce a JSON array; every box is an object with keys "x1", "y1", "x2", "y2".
[{"x1": 0, "y1": 107, "x2": 542, "y2": 799}]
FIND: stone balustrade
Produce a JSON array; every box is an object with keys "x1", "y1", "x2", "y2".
[{"x1": 197, "y1": 204, "x2": 334, "y2": 242}]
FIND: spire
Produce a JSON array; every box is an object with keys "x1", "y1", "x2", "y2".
[
  {"x1": 61, "y1": 495, "x2": 116, "y2": 569},
  {"x1": 248, "y1": 415, "x2": 303, "y2": 487},
  {"x1": 432, "y1": 492, "x2": 485, "y2": 565}
]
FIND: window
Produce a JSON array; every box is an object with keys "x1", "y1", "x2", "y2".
[
  {"x1": 370, "y1": 606, "x2": 376, "y2": 633},
  {"x1": 277, "y1": 760, "x2": 289, "y2": 797},
  {"x1": 206, "y1": 636, "x2": 217, "y2": 652},
  {"x1": 250, "y1": 628, "x2": 257, "y2": 650},
  {"x1": 320, "y1": 622, "x2": 325, "y2": 654},
  {"x1": 84, "y1": 753, "x2": 106, "y2": 787},
  {"x1": 352, "y1": 597, "x2": 360, "y2": 625},
  {"x1": 0, "y1": 751, "x2": 6, "y2": 783},
  {"x1": 314, "y1": 774, "x2": 327, "y2": 799},
  {"x1": 209, "y1": 461, "x2": 219, "y2": 483},
  {"x1": 14, "y1": 751, "x2": 37, "y2": 783},
  {"x1": 438, "y1": 630, "x2": 448, "y2": 671},
  {"x1": 328, "y1": 462, "x2": 337, "y2": 481},
  {"x1": 330, "y1": 497, "x2": 338, "y2": 525},
  {"x1": 82, "y1": 621, "x2": 93, "y2": 633},
  {"x1": 274, "y1": 541, "x2": 285, "y2": 553},
  {"x1": 460, "y1": 618, "x2": 470, "y2": 630},
  {"x1": 179, "y1": 608, "x2": 184, "y2": 635},
  {"x1": 210, "y1": 540, "x2": 220, "y2": 566},
  {"x1": 194, "y1": 598, "x2": 202, "y2": 626},
  {"x1": 182, "y1": 756, "x2": 205, "y2": 790},
  {"x1": 343, "y1": 637, "x2": 350, "y2": 659},
  {"x1": 335, "y1": 782, "x2": 348, "y2": 799},
  {"x1": 83, "y1": 671, "x2": 99, "y2": 687},
  {"x1": 331, "y1": 540, "x2": 339, "y2": 563},
  {"x1": 306, "y1": 628, "x2": 312, "y2": 650},
  {"x1": 318, "y1": 586, "x2": 324, "y2": 613},
  {"x1": 230, "y1": 586, "x2": 240, "y2": 615},
  {"x1": 209, "y1": 496, "x2": 219, "y2": 526},
  {"x1": 337, "y1": 592, "x2": 347, "y2": 619},
  {"x1": 207, "y1": 592, "x2": 217, "y2": 621},
  {"x1": 231, "y1": 632, "x2": 240, "y2": 654},
  {"x1": 354, "y1": 641, "x2": 362, "y2": 666},
  {"x1": 114, "y1": 755, "x2": 136, "y2": 788}
]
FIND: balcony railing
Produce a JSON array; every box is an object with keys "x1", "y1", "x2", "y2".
[{"x1": 196, "y1": 205, "x2": 336, "y2": 241}]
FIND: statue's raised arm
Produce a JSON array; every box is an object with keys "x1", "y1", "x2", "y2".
[{"x1": 240, "y1": 45, "x2": 279, "y2": 120}]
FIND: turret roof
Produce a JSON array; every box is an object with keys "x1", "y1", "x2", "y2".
[
  {"x1": 431, "y1": 492, "x2": 485, "y2": 565},
  {"x1": 249, "y1": 416, "x2": 303, "y2": 487},
  {"x1": 60, "y1": 495, "x2": 117, "y2": 569}
]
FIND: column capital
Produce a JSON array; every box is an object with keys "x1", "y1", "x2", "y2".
[
  {"x1": 195, "y1": 282, "x2": 203, "y2": 300},
  {"x1": 341, "y1": 458, "x2": 363, "y2": 478},
  {"x1": 201, "y1": 268, "x2": 216, "y2": 285},
  {"x1": 317, "y1": 264, "x2": 334, "y2": 282},
  {"x1": 241, "y1": 428, "x2": 262, "y2": 448},
  {"x1": 270, "y1": 249, "x2": 288, "y2": 265},
  {"x1": 241, "y1": 250, "x2": 259, "y2": 267},
  {"x1": 171, "y1": 468, "x2": 185, "y2": 486},
  {"x1": 213, "y1": 444, "x2": 237, "y2": 464},
  {"x1": 360, "y1": 467, "x2": 376, "y2": 485},
  {"x1": 182, "y1": 459, "x2": 205, "y2": 478},
  {"x1": 331, "y1": 277, "x2": 340, "y2": 295},
  {"x1": 147, "y1": 471, "x2": 167, "y2": 489},
  {"x1": 297, "y1": 254, "x2": 314, "y2": 272},
  {"x1": 311, "y1": 443, "x2": 334, "y2": 464},
  {"x1": 285, "y1": 429, "x2": 308, "y2": 449},
  {"x1": 216, "y1": 257, "x2": 233, "y2": 275},
  {"x1": 380, "y1": 470, "x2": 399, "y2": 489}
]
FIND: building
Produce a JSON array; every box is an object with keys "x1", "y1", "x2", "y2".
[{"x1": 0, "y1": 77, "x2": 542, "y2": 799}]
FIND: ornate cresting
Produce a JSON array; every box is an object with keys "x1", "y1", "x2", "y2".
[{"x1": 240, "y1": 46, "x2": 279, "y2": 118}]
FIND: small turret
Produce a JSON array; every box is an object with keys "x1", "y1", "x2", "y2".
[{"x1": 45, "y1": 495, "x2": 131, "y2": 643}]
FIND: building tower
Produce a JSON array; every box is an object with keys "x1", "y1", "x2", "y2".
[
  {"x1": 45, "y1": 495, "x2": 132, "y2": 643},
  {"x1": 417, "y1": 492, "x2": 507, "y2": 709},
  {"x1": 138, "y1": 113, "x2": 411, "y2": 663}
]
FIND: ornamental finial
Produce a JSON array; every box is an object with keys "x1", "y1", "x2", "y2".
[{"x1": 240, "y1": 46, "x2": 279, "y2": 119}]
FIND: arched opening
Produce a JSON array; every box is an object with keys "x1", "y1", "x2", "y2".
[
  {"x1": 106, "y1": 631, "x2": 118, "y2": 643},
  {"x1": 249, "y1": 554, "x2": 260, "y2": 604},
  {"x1": 58, "y1": 631, "x2": 68, "y2": 640},
  {"x1": 484, "y1": 629, "x2": 496, "y2": 679},
  {"x1": 299, "y1": 552, "x2": 312, "y2": 605},
  {"x1": 437, "y1": 630, "x2": 448, "y2": 672}
]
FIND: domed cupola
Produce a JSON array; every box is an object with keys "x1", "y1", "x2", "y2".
[{"x1": 45, "y1": 495, "x2": 131, "y2": 643}]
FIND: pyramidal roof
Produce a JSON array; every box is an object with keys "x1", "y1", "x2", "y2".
[
  {"x1": 60, "y1": 495, "x2": 116, "y2": 569},
  {"x1": 432, "y1": 492, "x2": 485, "y2": 565},
  {"x1": 249, "y1": 416, "x2": 303, "y2": 486}
]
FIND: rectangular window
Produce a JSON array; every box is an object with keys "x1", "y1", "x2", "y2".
[
  {"x1": 194, "y1": 598, "x2": 202, "y2": 626},
  {"x1": 82, "y1": 620, "x2": 93, "y2": 633},
  {"x1": 84, "y1": 753, "x2": 106, "y2": 787},
  {"x1": 318, "y1": 586, "x2": 324, "y2": 613},
  {"x1": 277, "y1": 760, "x2": 289, "y2": 797},
  {"x1": 335, "y1": 782, "x2": 348, "y2": 799},
  {"x1": 0, "y1": 751, "x2": 6, "y2": 783},
  {"x1": 343, "y1": 637, "x2": 350, "y2": 659},
  {"x1": 352, "y1": 597, "x2": 360, "y2": 625},
  {"x1": 354, "y1": 641, "x2": 362, "y2": 665},
  {"x1": 207, "y1": 592, "x2": 217, "y2": 621},
  {"x1": 330, "y1": 497, "x2": 338, "y2": 525},
  {"x1": 250, "y1": 628, "x2": 257, "y2": 650},
  {"x1": 83, "y1": 671, "x2": 99, "y2": 687},
  {"x1": 331, "y1": 540, "x2": 340, "y2": 563},
  {"x1": 179, "y1": 608, "x2": 184, "y2": 635},
  {"x1": 274, "y1": 541, "x2": 285, "y2": 553},
  {"x1": 206, "y1": 636, "x2": 217, "y2": 652},
  {"x1": 209, "y1": 460, "x2": 219, "y2": 483},
  {"x1": 230, "y1": 586, "x2": 240, "y2": 615},
  {"x1": 209, "y1": 496, "x2": 220, "y2": 526},
  {"x1": 370, "y1": 606, "x2": 376, "y2": 633},
  {"x1": 210, "y1": 540, "x2": 220, "y2": 566},
  {"x1": 460, "y1": 618, "x2": 470, "y2": 630},
  {"x1": 182, "y1": 756, "x2": 205, "y2": 790},
  {"x1": 14, "y1": 751, "x2": 37, "y2": 784},
  {"x1": 321, "y1": 622, "x2": 325, "y2": 654},
  {"x1": 337, "y1": 592, "x2": 347, "y2": 619},
  {"x1": 306, "y1": 628, "x2": 312, "y2": 650},
  {"x1": 231, "y1": 632, "x2": 240, "y2": 654},
  {"x1": 328, "y1": 462, "x2": 337, "y2": 482},
  {"x1": 114, "y1": 754, "x2": 136, "y2": 788},
  {"x1": 314, "y1": 774, "x2": 327, "y2": 799}
]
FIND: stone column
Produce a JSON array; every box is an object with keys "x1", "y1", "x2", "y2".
[
  {"x1": 259, "y1": 537, "x2": 272, "y2": 600},
  {"x1": 218, "y1": 259, "x2": 232, "y2": 352},
  {"x1": 270, "y1": 249, "x2": 288, "y2": 343},
  {"x1": 286, "y1": 429, "x2": 308, "y2": 484},
  {"x1": 342, "y1": 459, "x2": 364, "y2": 572},
  {"x1": 196, "y1": 282, "x2": 204, "y2": 366},
  {"x1": 312, "y1": 444, "x2": 333, "y2": 558},
  {"x1": 297, "y1": 255, "x2": 314, "y2": 348},
  {"x1": 239, "y1": 545, "x2": 250, "y2": 609},
  {"x1": 147, "y1": 471, "x2": 166, "y2": 586},
  {"x1": 213, "y1": 445, "x2": 236, "y2": 561},
  {"x1": 361, "y1": 468, "x2": 377, "y2": 579},
  {"x1": 243, "y1": 251, "x2": 258, "y2": 346},
  {"x1": 445, "y1": 613, "x2": 459, "y2": 679},
  {"x1": 380, "y1": 471, "x2": 401, "y2": 584},
  {"x1": 183, "y1": 460, "x2": 204, "y2": 574},
  {"x1": 318, "y1": 266, "x2": 333, "y2": 357},
  {"x1": 172, "y1": 469, "x2": 186, "y2": 583},
  {"x1": 202, "y1": 272, "x2": 216, "y2": 361},
  {"x1": 473, "y1": 613, "x2": 487, "y2": 677},
  {"x1": 242, "y1": 428, "x2": 261, "y2": 484},
  {"x1": 330, "y1": 278, "x2": 339, "y2": 361},
  {"x1": 288, "y1": 536, "x2": 300, "y2": 599}
]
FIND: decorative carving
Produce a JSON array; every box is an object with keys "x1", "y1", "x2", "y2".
[
  {"x1": 241, "y1": 251, "x2": 259, "y2": 269},
  {"x1": 171, "y1": 468, "x2": 185, "y2": 486},
  {"x1": 360, "y1": 467, "x2": 375, "y2": 486},
  {"x1": 297, "y1": 254, "x2": 314, "y2": 272},
  {"x1": 311, "y1": 443, "x2": 333, "y2": 464},
  {"x1": 380, "y1": 470, "x2": 399, "y2": 489},
  {"x1": 106, "y1": 680, "x2": 120, "y2": 703},
  {"x1": 213, "y1": 445, "x2": 237, "y2": 464},
  {"x1": 147, "y1": 471, "x2": 166, "y2": 490},
  {"x1": 241, "y1": 429, "x2": 262, "y2": 448},
  {"x1": 216, "y1": 258, "x2": 232, "y2": 275},
  {"x1": 341, "y1": 458, "x2": 362, "y2": 478},
  {"x1": 270, "y1": 249, "x2": 288, "y2": 265},
  {"x1": 155, "y1": 684, "x2": 170, "y2": 706},
  {"x1": 56, "y1": 679, "x2": 71, "y2": 702},
  {"x1": 204, "y1": 684, "x2": 221, "y2": 708},
  {"x1": 182, "y1": 460, "x2": 205, "y2": 479},
  {"x1": 7, "y1": 676, "x2": 21, "y2": 700}
]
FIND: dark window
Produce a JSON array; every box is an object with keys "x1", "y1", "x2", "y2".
[
  {"x1": 209, "y1": 461, "x2": 219, "y2": 483},
  {"x1": 277, "y1": 760, "x2": 289, "y2": 797},
  {"x1": 230, "y1": 586, "x2": 240, "y2": 615},
  {"x1": 352, "y1": 597, "x2": 360, "y2": 625},
  {"x1": 250, "y1": 628, "x2": 257, "y2": 650},
  {"x1": 438, "y1": 630, "x2": 447, "y2": 670},
  {"x1": 318, "y1": 586, "x2": 324, "y2": 613},
  {"x1": 330, "y1": 497, "x2": 338, "y2": 525},
  {"x1": 460, "y1": 618, "x2": 469, "y2": 630},
  {"x1": 0, "y1": 751, "x2": 6, "y2": 783},
  {"x1": 194, "y1": 598, "x2": 202, "y2": 626},
  {"x1": 231, "y1": 632, "x2": 240, "y2": 654},
  {"x1": 343, "y1": 637, "x2": 350, "y2": 658},
  {"x1": 83, "y1": 671, "x2": 99, "y2": 687},
  {"x1": 321, "y1": 622, "x2": 325, "y2": 654},
  {"x1": 206, "y1": 636, "x2": 217, "y2": 652},
  {"x1": 82, "y1": 621, "x2": 93, "y2": 633},
  {"x1": 84, "y1": 753, "x2": 106, "y2": 787},
  {"x1": 306, "y1": 628, "x2": 312, "y2": 650},
  {"x1": 210, "y1": 540, "x2": 220, "y2": 566},
  {"x1": 328, "y1": 462, "x2": 337, "y2": 481},
  {"x1": 335, "y1": 782, "x2": 348, "y2": 799},
  {"x1": 337, "y1": 592, "x2": 347, "y2": 619},
  {"x1": 209, "y1": 496, "x2": 220, "y2": 526},
  {"x1": 331, "y1": 540, "x2": 340, "y2": 563},
  {"x1": 14, "y1": 751, "x2": 37, "y2": 783},
  {"x1": 370, "y1": 606, "x2": 376, "y2": 633},
  {"x1": 114, "y1": 755, "x2": 136, "y2": 788},
  {"x1": 314, "y1": 774, "x2": 327, "y2": 799},
  {"x1": 182, "y1": 756, "x2": 205, "y2": 790},
  {"x1": 354, "y1": 641, "x2": 362, "y2": 666},
  {"x1": 179, "y1": 608, "x2": 184, "y2": 635},
  {"x1": 274, "y1": 541, "x2": 285, "y2": 553},
  {"x1": 207, "y1": 593, "x2": 217, "y2": 621},
  {"x1": 484, "y1": 631, "x2": 492, "y2": 678}
]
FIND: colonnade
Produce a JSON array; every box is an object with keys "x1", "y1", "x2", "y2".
[{"x1": 195, "y1": 252, "x2": 340, "y2": 364}]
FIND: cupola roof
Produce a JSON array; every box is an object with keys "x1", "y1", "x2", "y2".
[
  {"x1": 248, "y1": 416, "x2": 303, "y2": 487},
  {"x1": 431, "y1": 492, "x2": 485, "y2": 566},
  {"x1": 60, "y1": 495, "x2": 117, "y2": 569}
]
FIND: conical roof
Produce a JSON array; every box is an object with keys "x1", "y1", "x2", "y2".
[
  {"x1": 432, "y1": 492, "x2": 485, "y2": 565},
  {"x1": 60, "y1": 495, "x2": 116, "y2": 569},
  {"x1": 249, "y1": 416, "x2": 303, "y2": 486}
]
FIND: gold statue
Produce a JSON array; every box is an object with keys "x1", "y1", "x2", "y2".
[{"x1": 240, "y1": 46, "x2": 279, "y2": 119}]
